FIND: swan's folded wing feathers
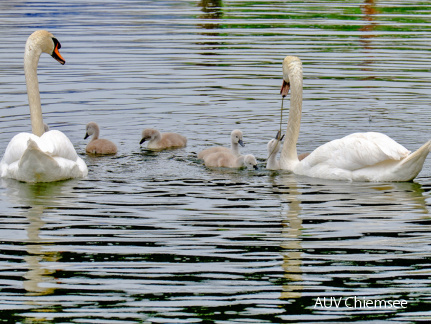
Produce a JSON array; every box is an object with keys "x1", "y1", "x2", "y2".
[
  {"x1": 40, "y1": 130, "x2": 78, "y2": 160},
  {"x1": 303, "y1": 132, "x2": 410, "y2": 172},
  {"x1": 1, "y1": 133, "x2": 37, "y2": 165},
  {"x1": 1, "y1": 131, "x2": 87, "y2": 182},
  {"x1": 353, "y1": 132, "x2": 410, "y2": 160},
  {"x1": 335, "y1": 133, "x2": 409, "y2": 171}
]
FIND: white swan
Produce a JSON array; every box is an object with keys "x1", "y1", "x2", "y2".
[
  {"x1": 203, "y1": 152, "x2": 258, "y2": 170},
  {"x1": 84, "y1": 122, "x2": 118, "y2": 155},
  {"x1": 0, "y1": 30, "x2": 88, "y2": 183},
  {"x1": 198, "y1": 129, "x2": 245, "y2": 159},
  {"x1": 279, "y1": 55, "x2": 431, "y2": 182},
  {"x1": 140, "y1": 128, "x2": 187, "y2": 150}
]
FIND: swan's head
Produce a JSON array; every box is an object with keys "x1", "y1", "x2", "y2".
[
  {"x1": 140, "y1": 128, "x2": 161, "y2": 144},
  {"x1": 26, "y1": 30, "x2": 65, "y2": 65},
  {"x1": 84, "y1": 122, "x2": 99, "y2": 139},
  {"x1": 281, "y1": 56, "x2": 302, "y2": 97},
  {"x1": 231, "y1": 129, "x2": 245, "y2": 147},
  {"x1": 243, "y1": 154, "x2": 258, "y2": 170}
]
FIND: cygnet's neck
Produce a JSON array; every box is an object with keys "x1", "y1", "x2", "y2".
[
  {"x1": 231, "y1": 141, "x2": 239, "y2": 154},
  {"x1": 90, "y1": 127, "x2": 100, "y2": 141},
  {"x1": 266, "y1": 143, "x2": 280, "y2": 170}
]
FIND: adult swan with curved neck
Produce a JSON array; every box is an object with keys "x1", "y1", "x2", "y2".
[
  {"x1": 0, "y1": 30, "x2": 88, "y2": 182},
  {"x1": 279, "y1": 55, "x2": 430, "y2": 182}
]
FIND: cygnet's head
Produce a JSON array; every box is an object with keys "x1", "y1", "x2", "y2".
[
  {"x1": 231, "y1": 129, "x2": 245, "y2": 147},
  {"x1": 267, "y1": 131, "x2": 284, "y2": 154},
  {"x1": 267, "y1": 138, "x2": 281, "y2": 155},
  {"x1": 243, "y1": 154, "x2": 258, "y2": 170},
  {"x1": 140, "y1": 128, "x2": 160, "y2": 144},
  {"x1": 84, "y1": 122, "x2": 99, "y2": 139}
]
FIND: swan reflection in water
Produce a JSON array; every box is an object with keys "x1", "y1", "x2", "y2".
[
  {"x1": 23, "y1": 204, "x2": 60, "y2": 297},
  {"x1": 276, "y1": 174, "x2": 429, "y2": 305},
  {"x1": 2, "y1": 179, "x2": 81, "y2": 321},
  {"x1": 278, "y1": 175, "x2": 303, "y2": 300}
]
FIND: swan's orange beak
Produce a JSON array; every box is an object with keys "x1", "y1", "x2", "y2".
[
  {"x1": 51, "y1": 38, "x2": 65, "y2": 65},
  {"x1": 280, "y1": 80, "x2": 290, "y2": 97}
]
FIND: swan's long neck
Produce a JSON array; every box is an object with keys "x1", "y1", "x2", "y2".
[
  {"x1": 24, "y1": 41, "x2": 45, "y2": 137},
  {"x1": 281, "y1": 60, "x2": 303, "y2": 170}
]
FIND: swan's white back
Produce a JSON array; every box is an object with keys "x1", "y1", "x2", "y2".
[{"x1": 1, "y1": 130, "x2": 87, "y2": 182}]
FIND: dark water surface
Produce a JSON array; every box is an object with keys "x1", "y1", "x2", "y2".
[{"x1": 1, "y1": 1, "x2": 431, "y2": 323}]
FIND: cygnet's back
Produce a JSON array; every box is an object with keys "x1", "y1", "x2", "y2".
[
  {"x1": 140, "y1": 128, "x2": 187, "y2": 150},
  {"x1": 84, "y1": 122, "x2": 117, "y2": 155},
  {"x1": 203, "y1": 151, "x2": 258, "y2": 170},
  {"x1": 198, "y1": 129, "x2": 244, "y2": 159}
]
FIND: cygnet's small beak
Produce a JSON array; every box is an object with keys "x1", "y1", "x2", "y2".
[
  {"x1": 84, "y1": 133, "x2": 89, "y2": 140},
  {"x1": 238, "y1": 139, "x2": 245, "y2": 147},
  {"x1": 139, "y1": 138, "x2": 146, "y2": 145},
  {"x1": 253, "y1": 164, "x2": 259, "y2": 170},
  {"x1": 274, "y1": 131, "x2": 284, "y2": 141}
]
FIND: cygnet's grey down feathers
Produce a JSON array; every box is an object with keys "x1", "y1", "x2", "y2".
[
  {"x1": 140, "y1": 128, "x2": 187, "y2": 150},
  {"x1": 85, "y1": 122, "x2": 118, "y2": 155}
]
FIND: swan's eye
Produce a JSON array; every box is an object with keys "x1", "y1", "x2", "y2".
[{"x1": 52, "y1": 38, "x2": 61, "y2": 50}]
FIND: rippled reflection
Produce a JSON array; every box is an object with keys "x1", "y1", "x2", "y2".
[
  {"x1": 24, "y1": 205, "x2": 59, "y2": 297},
  {"x1": 279, "y1": 176, "x2": 303, "y2": 301},
  {"x1": 198, "y1": 0, "x2": 223, "y2": 20},
  {"x1": 1, "y1": 180, "x2": 81, "y2": 322},
  {"x1": 360, "y1": 0, "x2": 378, "y2": 77}
]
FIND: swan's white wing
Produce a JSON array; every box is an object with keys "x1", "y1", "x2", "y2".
[
  {"x1": 1, "y1": 133, "x2": 37, "y2": 166},
  {"x1": 302, "y1": 132, "x2": 410, "y2": 171},
  {"x1": 39, "y1": 130, "x2": 79, "y2": 161},
  {"x1": 1, "y1": 131, "x2": 87, "y2": 182}
]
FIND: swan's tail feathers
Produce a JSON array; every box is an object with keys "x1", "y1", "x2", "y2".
[
  {"x1": 397, "y1": 140, "x2": 431, "y2": 181},
  {"x1": 16, "y1": 139, "x2": 60, "y2": 182}
]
